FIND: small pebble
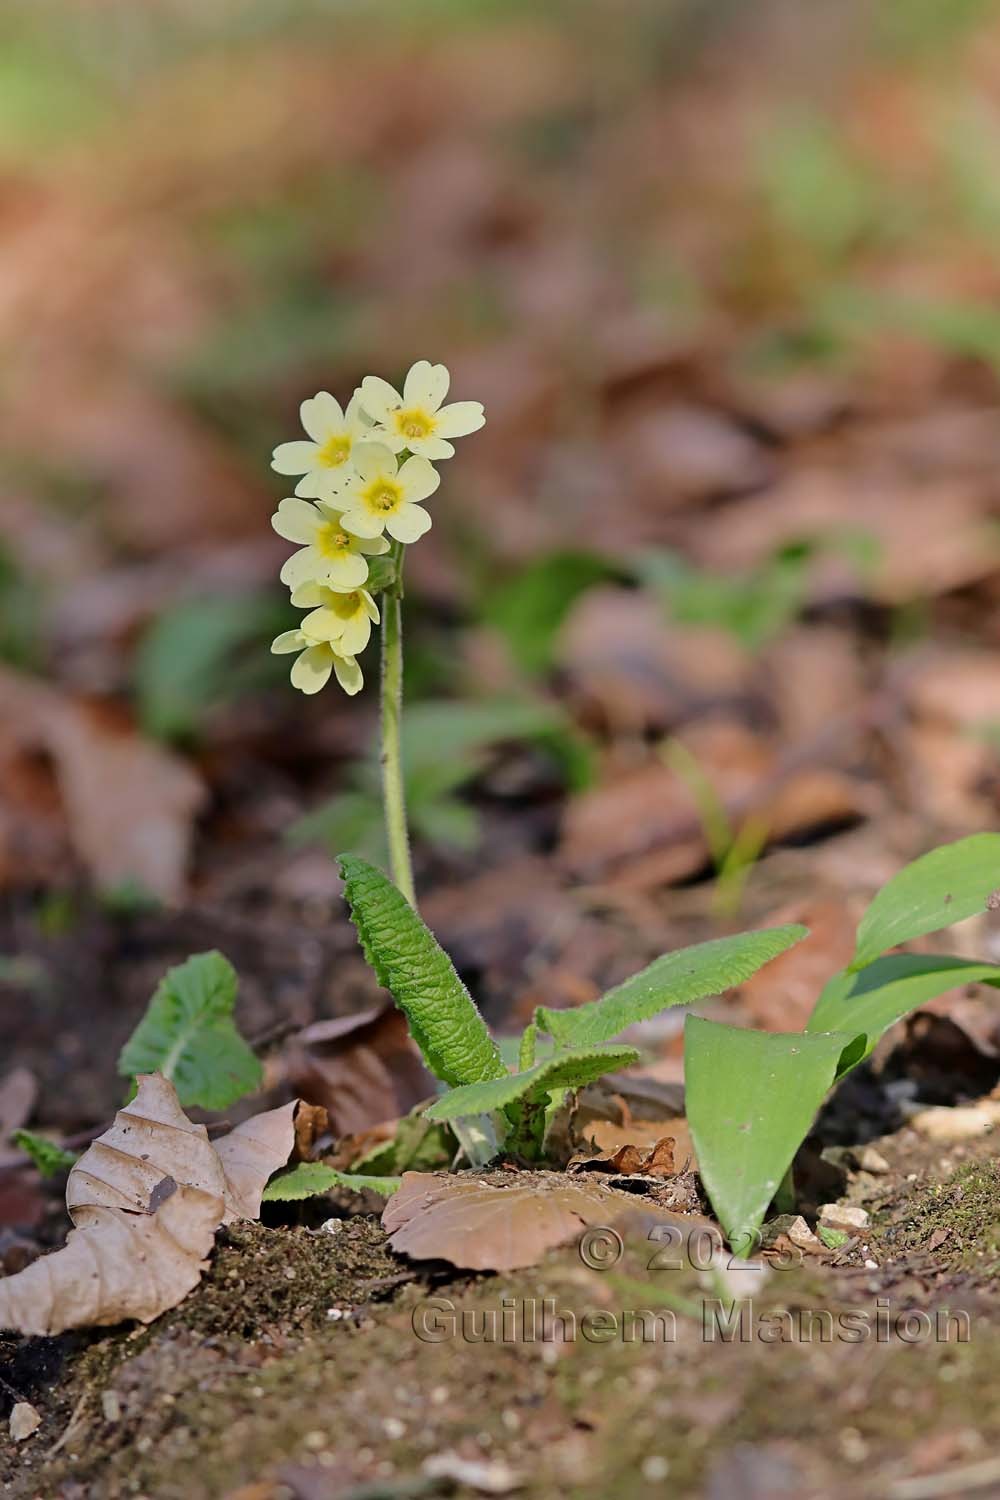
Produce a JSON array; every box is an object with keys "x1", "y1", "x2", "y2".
[
  {"x1": 101, "y1": 1391, "x2": 122, "y2": 1423},
  {"x1": 642, "y1": 1456, "x2": 670, "y2": 1481},
  {"x1": 819, "y1": 1204, "x2": 870, "y2": 1233},
  {"x1": 9, "y1": 1404, "x2": 41, "y2": 1443},
  {"x1": 857, "y1": 1146, "x2": 890, "y2": 1174},
  {"x1": 911, "y1": 1103, "x2": 1000, "y2": 1143},
  {"x1": 383, "y1": 1416, "x2": 406, "y2": 1440}
]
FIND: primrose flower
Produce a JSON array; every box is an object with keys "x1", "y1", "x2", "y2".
[
  {"x1": 271, "y1": 391, "x2": 373, "y2": 499},
  {"x1": 271, "y1": 627, "x2": 363, "y2": 697},
  {"x1": 290, "y1": 581, "x2": 380, "y2": 657},
  {"x1": 339, "y1": 443, "x2": 439, "y2": 544},
  {"x1": 359, "y1": 361, "x2": 485, "y2": 461},
  {"x1": 272, "y1": 497, "x2": 389, "y2": 591}
]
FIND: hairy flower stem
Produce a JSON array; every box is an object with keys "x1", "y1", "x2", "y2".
[{"x1": 380, "y1": 543, "x2": 417, "y2": 907}]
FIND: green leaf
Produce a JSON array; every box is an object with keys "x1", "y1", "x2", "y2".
[
  {"x1": 118, "y1": 951, "x2": 262, "y2": 1111},
  {"x1": 352, "y1": 1107, "x2": 455, "y2": 1176},
  {"x1": 851, "y1": 834, "x2": 1000, "y2": 971},
  {"x1": 423, "y1": 1044, "x2": 640, "y2": 1122},
  {"x1": 536, "y1": 926, "x2": 808, "y2": 1048},
  {"x1": 481, "y1": 551, "x2": 617, "y2": 675},
  {"x1": 685, "y1": 1017, "x2": 850, "y2": 1255},
  {"x1": 338, "y1": 856, "x2": 506, "y2": 1088},
  {"x1": 135, "y1": 591, "x2": 294, "y2": 742},
  {"x1": 262, "y1": 1163, "x2": 400, "y2": 1201},
  {"x1": 806, "y1": 953, "x2": 1000, "y2": 1062},
  {"x1": 12, "y1": 1129, "x2": 77, "y2": 1178}
]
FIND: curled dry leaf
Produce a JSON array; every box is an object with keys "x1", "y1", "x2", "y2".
[
  {"x1": 568, "y1": 1137, "x2": 676, "y2": 1178},
  {"x1": 0, "y1": 1075, "x2": 299, "y2": 1336},
  {"x1": 382, "y1": 1169, "x2": 627, "y2": 1272}
]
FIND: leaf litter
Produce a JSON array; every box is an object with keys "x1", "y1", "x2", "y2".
[{"x1": 0, "y1": 1075, "x2": 298, "y2": 1335}]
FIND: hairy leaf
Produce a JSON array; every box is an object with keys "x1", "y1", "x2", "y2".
[
  {"x1": 851, "y1": 833, "x2": 1000, "y2": 971},
  {"x1": 536, "y1": 926, "x2": 808, "y2": 1048},
  {"x1": 807, "y1": 953, "x2": 1000, "y2": 1062},
  {"x1": 118, "y1": 951, "x2": 262, "y2": 1111},
  {"x1": 262, "y1": 1163, "x2": 401, "y2": 1201},
  {"x1": 685, "y1": 1017, "x2": 850, "y2": 1255},
  {"x1": 338, "y1": 856, "x2": 506, "y2": 1088},
  {"x1": 423, "y1": 1044, "x2": 640, "y2": 1122}
]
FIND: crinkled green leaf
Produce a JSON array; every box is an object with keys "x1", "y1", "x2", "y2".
[
  {"x1": 536, "y1": 926, "x2": 808, "y2": 1048},
  {"x1": 423, "y1": 1044, "x2": 640, "y2": 1122},
  {"x1": 685, "y1": 1017, "x2": 850, "y2": 1256},
  {"x1": 807, "y1": 953, "x2": 1000, "y2": 1062},
  {"x1": 117, "y1": 951, "x2": 262, "y2": 1111},
  {"x1": 12, "y1": 1129, "x2": 77, "y2": 1178},
  {"x1": 338, "y1": 856, "x2": 506, "y2": 1088},
  {"x1": 262, "y1": 1163, "x2": 400, "y2": 1201},
  {"x1": 851, "y1": 833, "x2": 1000, "y2": 971}
]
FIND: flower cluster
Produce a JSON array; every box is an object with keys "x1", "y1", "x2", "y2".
[{"x1": 269, "y1": 361, "x2": 484, "y2": 694}]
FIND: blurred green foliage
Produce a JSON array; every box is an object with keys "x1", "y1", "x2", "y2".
[
  {"x1": 480, "y1": 551, "x2": 620, "y2": 676},
  {"x1": 290, "y1": 696, "x2": 593, "y2": 860},
  {"x1": 135, "y1": 590, "x2": 296, "y2": 743}
]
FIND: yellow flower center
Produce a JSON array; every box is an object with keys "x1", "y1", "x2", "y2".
[
  {"x1": 363, "y1": 479, "x2": 403, "y2": 514},
  {"x1": 394, "y1": 408, "x2": 435, "y2": 441},
  {"x1": 317, "y1": 433, "x2": 351, "y2": 468},
  {"x1": 330, "y1": 591, "x2": 360, "y2": 620},
  {"x1": 315, "y1": 523, "x2": 352, "y2": 558}
]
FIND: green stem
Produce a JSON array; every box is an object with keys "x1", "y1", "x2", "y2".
[{"x1": 380, "y1": 544, "x2": 416, "y2": 907}]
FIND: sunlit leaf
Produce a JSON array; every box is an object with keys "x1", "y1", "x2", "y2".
[{"x1": 851, "y1": 833, "x2": 1000, "y2": 971}]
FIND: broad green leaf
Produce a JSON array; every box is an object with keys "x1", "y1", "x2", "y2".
[
  {"x1": 807, "y1": 953, "x2": 1000, "y2": 1062},
  {"x1": 851, "y1": 833, "x2": 1000, "y2": 971},
  {"x1": 338, "y1": 856, "x2": 506, "y2": 1088},
  {"x1": 262, "y1": 1163, "x2": 400, "y2": 1201},
  {"x1": 118, "y1": 951, "x2": 262, "y2": 1111},
  {"x1": 423, "y1": 1044, "x2": 640, "y2": 1122},
  {"x1": 135, "y1": 592, "x2": 292, "y2": 743},
  {"x1": 352, "y1": 1107, "x2": 455, "y2": 1176},
  {"x1": 685, "y1": 1017, "x2": 850, "y2": 1255},
  {"x1": 535, "y1": 926, "x2": 808, "y2": 1048},
  {"x1": 12, "y1": 1130, "x2": 77, "y2": 1178},
  {"x1": 481, "y1": 551, "x2": 617, "y2": 675}
]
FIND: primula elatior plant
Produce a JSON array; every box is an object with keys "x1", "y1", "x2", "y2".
[{"x1": 266, "y1": 368, "x2": 1000, "y2": 1247}]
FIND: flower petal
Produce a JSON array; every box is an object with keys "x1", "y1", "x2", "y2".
[
  {"x1": 361, "y1": 589, "x2": 381, "y2": 623},
  {"x1": 338, "y1": 615, "x2": 373, "y2": 656},
  {"x1": 291, "y1": 644, "x2": 334, "y2": 695},
  {"x1": 300, "y1": 391, "x2": 344, "y2": 443},
  {"x1": 271, "y1": 497, "x2": 323, "y2": 545},
  {"x1": 407, "y1": 435, "x2": 455, "y2": 461},
  {"x1": 279, "y1": 547, "x2": 327, "y2": 589},
  {"x1": 324, "y1": 551, "x2": 371, "y2": 589},
  {"x1": 432, "y1": 401, "x2": 486, "y2": 439},
  {"x1": 398, "y1": 455, "x2": 441, "y2": 504},
  {"x1": 300, "y1": 606, "x2": 346, "y2": 643},
  {"x1": 359, "y1": 376, "x2": 402, "y2": 424},
  {"x1": 333, "y1": 652, "x2": 364, "y2": 696},
  {"x1": 403, "y1": 360, "x2": 450, "y2": 411},
  {"x1": 271, "y1": 440, "x2": 321, "y2": 476},
  {"x1": 271, "y1": 629, "x2": 307, "y2": 655},
  {"x1": 341, "y1": 508, "x2": 386, "y2": 540},
  {"x1": 386, "y1": 503, "x2": 432, "y2": 544},
  {"x1": 352, "y1": 441, "x2": 397, "y2": 482},
  {"x1": 289, "y1": 581, "x2": 326, "y2": 607},
  {"x1": 356, "y1": 534, "x2": 391, "y2": 557}
]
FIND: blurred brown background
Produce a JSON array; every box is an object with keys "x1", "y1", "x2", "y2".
[{"x1": 5, "y1": 0, "x2": 1000, "y2": 1122}]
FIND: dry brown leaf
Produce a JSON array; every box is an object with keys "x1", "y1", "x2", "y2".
[
  {"x1": 280, "y1": 1004, "x2": 434, "y2": 1138},
  {"x1": 66, "y1": 1074, "x2": 225, "y2": 1219},
  {"x1": 0, "y1": 1067, "x2": 38, "y2": 1139},
  {"x1": 568, "y1": 1137, "x2": 676, "y2": 1178},
  {"x1": 0, "y1": 1186, "x2": 222, "y2": 1337},
  {"x1": 382, "y1": 1170, "x2": 626, "y2": 1271},
  {"x1": 0, "y1": 1076, "x2": 299, "y2": 1335},
  {"x1": 0, "y1": 666, "x2": 205, "y2": 902},
  {"x1": 739, "y1": 898, "x2": 859, "y2": 1032},
  {"x1": 214, "y1": 1101, "x2": 299, "y2": 1223}
]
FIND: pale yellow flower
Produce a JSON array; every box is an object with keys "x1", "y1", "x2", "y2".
[
  {"x1": 339, "y1": 443, "x2": 439, "y2": 544},
  {"x1": 289, "y1": 581, "x2": 380, "y2": 657},
  {"x1": 272, "y1": 498, "x2": 388, "y2": 590},
  {"x1": 271, "y1": 391, "x2": 372, "y2": 499},
  {"x1": 271, "y1": 628, "x2": 363, "y2": 696},
  {"x1": 359, "y1": 361, "x2": 485, "y2": 461}
]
